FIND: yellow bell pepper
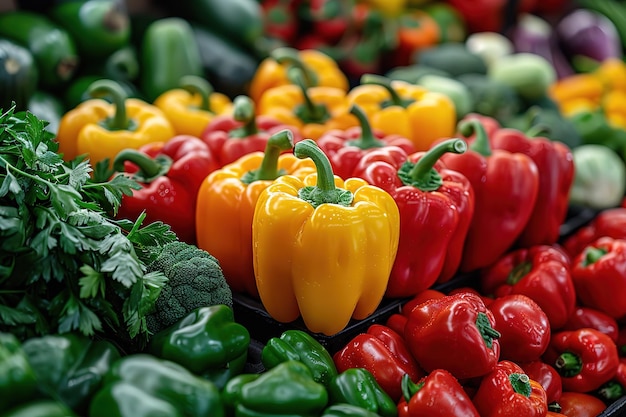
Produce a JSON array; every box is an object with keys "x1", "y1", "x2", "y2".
[
  {"x1": 153, "y1": 75, "x2": 232, "y2": 137},
  {"x1": 258, "y1": 68, "x2": 358, "y2": 140},
  {"x1": 252, "y1": 139, "x2": 400, "y2": 336},
  {"x1": 358, "y1": 0, "x2": 407, "y2": 16},
  {"x1": 57, "y1": 80, "x2": 175, "y2": 167},
  {"x1": 548, "y1": 73, "x2": 605, "y2": 116},
  {"x1": 347, "y1": 74, "x2": 456, "y2": 151},
  {"x1": 249, "y1": 47, "x2": 349, "y2": 104},
  {"x1": 195, "y1": 130, "x2": 315, "y2": 298}
]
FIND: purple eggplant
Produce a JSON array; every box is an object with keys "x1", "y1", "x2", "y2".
[{"x1": 556, "y1": 8, "x2": 622, "y2": 70}]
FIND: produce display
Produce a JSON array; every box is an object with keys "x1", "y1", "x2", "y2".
[{"x1": 3, "y1": 0, "x2": 626, "y2": 416}]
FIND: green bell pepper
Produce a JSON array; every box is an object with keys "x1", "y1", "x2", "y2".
[
  {"x1": 328, "y1": 368, "x2": 397, "y2": 417},
  {"x1": 322, "y1": 404, "x2": 385, "y2": 417},
  {"x1": 0, "y1": 400, "x2": 77, "y2": 417},
  {"x1": 0, "y1": 332, "x2": 39, "y2": 411},
  {"x1": 21, "y1": 333, "x2": 121, "y2": 414},
  {"x1": 89, "y1": 354, "x2": 225, "y2": 417},
  {"x1": 570, "y1": 110, "x2": 626, "y2": 154},
  {"x1": 261, "y1": 330, "x2": 338, "y2": 387},
  {"x1": 149, "y1": 305, "x2": 250, "y2": 390},
  {"x1": 224, "y1": 360, "x2": 328, "y2": 417},
  {"x1": 503, "y1": 106, "x2": 582, "y2": 149}
]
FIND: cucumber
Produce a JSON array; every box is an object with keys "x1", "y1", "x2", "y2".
[
  {"x1": 0, "y1": 38, "x2": 39, "y2": 112},
  {"x1": 0, "y1": 11, "x2": 79, "y2": 88}
]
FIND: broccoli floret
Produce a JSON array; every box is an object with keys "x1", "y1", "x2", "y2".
[{"x1": 145, "y1": 241, "x2": 233, "y2": 334}]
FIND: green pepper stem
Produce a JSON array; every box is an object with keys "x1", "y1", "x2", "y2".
[
  {"x1": 555, "y1": 352, "x2": 583, "y2": 378},
  {"x1": 290, "y1": 67, "x2": 330, "y2": 124},
  {"x1": 401, "y1": 373, "x2": 425, "y2": 402},
  {"x1": 506, "y1": 261, "x2": 532, "y2": 285},
  {"x1": 476, "y1": 312, "x2": 501, "y2": 349},
  {"x1": 230, "y1": 95, "x2": 259, "y2": 138},
  {"x1": 180, "y1": 75, "x2": 214, "y2": 112},
  {"x1": 397, "y1": 139, "x2": 466, "y2": 192},
  {"x1": 583, "y1": 246, "x2": 608, "y2": 266},
  {"x1": 361, "y1": 74, "x2": 404, "y2": 106},
  {"x1": 345, "y1": 104, "x2": 385, "y2": 149},
  {"x1": 112, "y1": 149, "x2": 172, "y2": 182},
  {"x1": 294, "y1": 139, "x2": 353, "y2": 208},
  {"x1": 509, "y1": 373, "x2": 532, "y2": 397},
  {"x1": 598, "y1": 381, "x2": 625, "y2": 402},
  {"x1": 271, "y1": 47, "x2": 318, "y2": 88},
  {"x1": 87, "y1": 79, "x2": 131, "y2": 131},
  {"x1": 240, "y1": 130, "x2": 294, "y2": 184},
  {"x1": 458, "y1": 119, "x2": 492, "y2": 156}
]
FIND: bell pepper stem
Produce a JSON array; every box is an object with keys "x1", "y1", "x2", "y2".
[
  {"x1": 294, "y1": 139, "x2": 353, "y2": 208},
  {"x1": 87, "y1": 79, "x2": 132, "y2": 131},
  {"x1": 598, "y1": 381, "x2": 626, "y2": 402},
  {"x1": 345, "y1": 104, "x2": 385, "y2": 149},
  {"x1": 458, "y1": 119, "x2": 492, "y2": 156},
  {"x1": 290, "y1": 67, "x2": 330, "y2": 124},
  {"x1": 506, "y1": 261, "x2": 532, "y2": 285},
  {"x1": 401, "y1": 373, "x2": 425, "y2": 402},
  {"x1": 240, "y1": 130, "x2": 294, "y2": 184},
  {"x1": 509, "y1": 373, "x2": 532, "y2": 397},
  {"x1": 397, "y1": 139, "x2": 467, "y2": 191},
  {"x1": 476, "y1": 312, "x2": 501, "y2": 349},
  {"x1": 180, "y1": 75, "x2": 214, "y2": 112},
  {"x1": 360, "y1": 74, "x2": 414, "y2": 108},
  {"x1": 271, "y1": 47, "x2": 318, "y2": 88},
  {"x1": 230, "y1": 95, "x2": 259, "y2": 138},
  {"x1": 555, "y1": 352, "x2": 583, "y2": 378},
  {"x1": 582, "y1": 246, "x2": 608, "y2": 266},
  {"x1": 112, "y1": 149, "x2": 172, "y2": 182}
]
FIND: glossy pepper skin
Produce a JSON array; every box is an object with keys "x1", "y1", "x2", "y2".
[
  {"x1": 404, "y1": 292, "x2": 501, "y2": 380},
  {"x1": 473, "y1": 360, "x2": 548, "y2": 417},
  {"x1": 316, "y1": 104, "x2": 416, "y2": 180},
  {"x1": 321, "y1": 403, "x2": 385, "y2": 417},
  {"x1": 571, "y1": 237, "x2": 626, "y2": 319},
  {"x1": 480, "y1": 245, "x2": 576, "y2": 330},
  {"x1": 543, "y1": 328, "x2": 620, "y2": 393},
  {"x1": 114, "y1": 134, "x2": 217, "y2": 244},
  {"x1": 195, "y1": 130, "x2": 315, "y2": 297},
  {"x1": 252, "y1": 139, "x2": 400, "y2": 335},
  {"x1": 333, "y1": 324, "x2": 423, "y2": 402},
  {"x1": 557, "y1": 391, "x2": 607, "y2": 417},
  {"x1": 347, "y1": 75, "x2": 456, "y2": 151},
  {"x1": 597, "y1": 357, "x2": 626, "y2": 403},
  {"x1": 562, "y1": 208, "x2": 626, "y2": 258},
  {"x1": 200, "y1": 95, "x2": 303, "y2": 167},
  {"x1": 22, "y1": 333, "x2": 120, "y2": 414},
  {"x1": 249, "y1": 47, "x2": 349, "y2": 104},
  {"x1": 439, "y1": 118, "x2": 540, "y2": 272},
  {"x1": 0, "y1": 332, "x2": 39, "y2": 411},
  {"x1": 488, "y1": 117, "x2": 575, "y2": 247},
  {"x1": 222, "y1": 360, "x2": 328, "y2": 417},
  {"x1": 1, "y1": 400, "x2": 78, "y2": 417},
  {"x1": 148, "y1": 305, "x2": 250, "y2": 390},
  {"x1": 354, "y1": 139, "x2": 474, "y2": 296},
  {"x1": 563, "y1": 306, "x2": 619, "y2": 343},
  {"x1": 397, "y1": 370, "x2": 480, "y2": 417},
  {"x1": 153, "y1": 75, "x2": 232, "y2": 137},
  {"x1": 257, "y1": 68, "x2": 358, "y2": 140},
  {"x1": 89, "y1": 354, "x2": 225, "y2": 417},
  {"x1": 521, "y1": 360, "x2": 563, "y2": 405},
  {"x1": 261, "y1": 329, "x2": 338, "y2": 388},
  {"x1": 328, "y1": 368, "x2": 397, "y2": 417},
  {"x1": 56, "y1": 79, "x2": 175, "y2": 167}
]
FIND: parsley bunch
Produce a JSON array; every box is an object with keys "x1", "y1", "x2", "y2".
[{"x1": 0, "y1": 106, "x2": 176, "y2": 346}]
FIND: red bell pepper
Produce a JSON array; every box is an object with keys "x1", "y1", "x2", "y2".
[
  {"x1": 480, "y1": 244, "x2": 576, "y2": 329},
  {"x1": 333, "y1": 324, "x2": 424, "y2": 401},
  {"x1": 488, "y1": 294, "x2": 551, "y2": 363},
  {"x1": 386, "y1": 289, "x2": 447, "y2": 335},
  {"x1": 404, "y1": 292, "x2": 501, "y2": 380},
  {"x1": 200, "y1": 95, "x2": 302, "y2": 167},
  {"x1": 571, "y1": 237, "x2": 626, "y2": 319},
  {"x1": 261, "y1": 0, "x2": 300, "y2": 43},
  {"x1": 397, "y1": 370, "x2": 480, "y2": 417},
  {"x1": 473, "y1": 360, "x2": 548, "y2": 417},
  {"x1": 445, "y1": 0, "x2": 508, "y2": 33},
  {"x1": 521, "y1": 360, "x2": 563, "y2": 405},
  {"x1": 543, "y1": 328, "x2": 620, "y2": 393},
  {"x1": 439, "y1": 118, "x2": 540, "y2": 272},
  {"x1": 302, "y1": 0, "x2": 351, "y2": 44},
  {"x1": 597, "y1": 358, "x2": 626, "y2": 403},
  {"x1": 354, "y1": 138, "x2": 474, "y2": 297},
  {"x1": 448, "y1": 286, "x2": 494, "y2": 307},
  {"x1": 489, "y1": 120, "x2": 575, "y2": 248},
  {"x1": 114, "y1": 135, "x2": 219, "y2": 243},
  {"x1": 563, "y1": 306, "x2": 619, "y2": 343},
  {"x1": 562, "y1": 208, "x2": 626, "y2": 258},
  {"x1": 316, "y1": 104, "x2": 416, "y2": 180},
  {"x1": 557, "y1": 391, "x2": 607, "y2": 417},
  {"x1": 392, "y1": 9, "x2": 440, "y2": 68}
]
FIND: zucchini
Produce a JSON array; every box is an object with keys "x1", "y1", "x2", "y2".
[
  {"x1": 0, "y1": 11, "x2": 79, "y2": 88},
  {"x1": 0, "y1": 38, "x2": 38, "y2": 112}
]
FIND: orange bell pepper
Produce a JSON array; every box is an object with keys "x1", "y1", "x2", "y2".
[
  {"x1": 56, "y1": 79, "x2": 175, "y2": 167},
  {"x1": 257, "y1": 68, "x2": 358, "y2": 140},
  {"x1": 249, "y1": 47, "x2": 349, "y2": 104},
  {"x1": 153, "y1": 75, "x2": 232, "y2": 137},
  {"x1": 347, "y1": 74, "x2": 456, "y2": 151},
  {"x1": 195, "y1": 130, "x2": 315, "y2": 297}
]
